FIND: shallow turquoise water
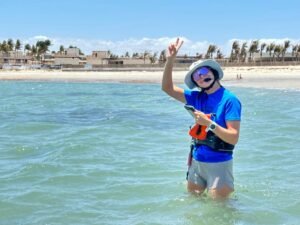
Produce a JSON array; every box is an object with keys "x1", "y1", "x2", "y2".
[{"x1": 0, "y1": 81, "x2": 299, "y2": 225}]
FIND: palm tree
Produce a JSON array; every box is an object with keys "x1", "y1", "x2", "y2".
[
  {"x1": 1, "y1": 41, "x2": 9, "y2": 53},
  {"x1": 159, "y1": 50, "x2": 166, "y2": 63},
  {"x1": 282, "y1": 40, "x2": 290, "y2": 61},
  {"x1": 24, "y1": 44, "x2": 31, "y2": 55},
  {"x1": 13, "y1": 39, "x2": 22, "y2": 64},
  {"x1": 35, "y1": 40, "x2": 51, "y2": 62},
  {"x1": 292, "y1": 45, "x2": 298, "y2": 61},
  {"x1": 132, "y1": 52, "x2": 139, "y2": 58},
  {"x1": 266, "y1": 43, "x2": 275, "y2": 62},
  {"x1": 31, "y1": 45, "x2": 37, "y2": 60},
  {"x1": 260, "y1": 43, "x2": 266, "y2": 62},
  {"x1": 15, "y1": 39, "x2": 21, "y2": 51},
  {"x1": 44, "y1": 40, "x2": 51, "y2": 53},
  {"x1": 206, "y1": 44, "x2": 217, "y2": 59},
  {"x1": 239, "y1": 42, "x2": 248, "y2": 62},
  {"x1": 297, "y1": 46, "x2": 300, "y2": 61},
  {"x1": 149, "y1": 52, "x2": 158, "y2": 64},
  {"x1": 273, "y1": 45, "x2": 283, "y2": 61},
  {"x1": 248, "y1": 40, "x2": 259, "y2": 62},
  {"x1": 230, "y1": 41, "x2": 240, "y2": 62},
  {"x1": 7, "y1": 39, "x2": 14, "y2": 51},
  {"x1": 36, "y1": 40, "x2": 51, "y2": 55},
  {"x1": 59, "y1": 45, "x2": 65, "y2": 53},
  {"x1": 216, "y1": 49, "x2": 224, "y2": 59}
]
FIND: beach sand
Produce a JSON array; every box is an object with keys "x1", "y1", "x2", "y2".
[{"x1": 1, "y1": 65, "x2": 300, "y2": 89}]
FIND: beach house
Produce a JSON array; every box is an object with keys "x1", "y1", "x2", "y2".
[
  {"x1": 86, "y1": 50, "x2": 152, "y2": 67},
  {"x1": 54, "y1": 48, "x2": 86, "y2": 66},
  {"x1": 86, "y1": 51, "x2": 110, "y2": 65},
  {"x1": 0, "y1": 51, "x2": 32, "y2": 68}
]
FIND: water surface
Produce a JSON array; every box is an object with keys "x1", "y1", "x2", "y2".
[{"x1": 0, "y1": 81, "x2": 299, "y2": 225}]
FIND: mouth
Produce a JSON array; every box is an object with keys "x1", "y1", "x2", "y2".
[{"x1": 203, "y1": 78, "x2": 212, "y2": 82}]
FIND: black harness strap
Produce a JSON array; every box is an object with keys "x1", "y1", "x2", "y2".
[{"x1": 192, "y1": 131, "x2": 234, "y2": 152}]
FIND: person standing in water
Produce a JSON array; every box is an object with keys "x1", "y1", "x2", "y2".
[{"x1": 162, "y1": 38, "x2": 242, "y2": 199}]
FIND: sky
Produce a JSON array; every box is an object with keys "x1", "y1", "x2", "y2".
[{"x1": 1, "y1": 0, "x2": 300, "y2": 56}]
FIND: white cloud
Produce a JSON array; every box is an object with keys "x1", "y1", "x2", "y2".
[
  {"x1": 32, "y1": 35, "x2": 49, "y2": 41},
  {"x1": 6, "y1": 36, "x2": 300, "y2": 56}
]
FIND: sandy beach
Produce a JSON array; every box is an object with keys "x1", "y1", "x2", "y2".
[{"x1": 1, "y1": 65, "x2": 300, "y2": 89}]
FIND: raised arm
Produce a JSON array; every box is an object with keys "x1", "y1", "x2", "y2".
[{"x1": 162, "y1": 38, "x2": 186, "y2": 103}]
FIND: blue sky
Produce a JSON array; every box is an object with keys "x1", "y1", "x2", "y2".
[{"x1": 1, "y1": 0, "x2": 300, "y2": 56}]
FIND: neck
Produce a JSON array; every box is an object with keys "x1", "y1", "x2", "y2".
[{"x1": 204, "y1": 81, "x2": 221, "y2": 94}]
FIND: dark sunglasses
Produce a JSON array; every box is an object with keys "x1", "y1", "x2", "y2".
[{"x1": 192, "y1": 67, "x2": 212, "y2": 82}]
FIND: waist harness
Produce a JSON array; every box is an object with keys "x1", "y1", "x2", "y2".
[
  {"x1": 188, "y1": 117, "x2": 234, "y2": 152},
  {"x1": 192, "y1": 131, "x2": 234, "y2": 152}
]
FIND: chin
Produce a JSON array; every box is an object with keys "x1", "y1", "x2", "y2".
[{"x1": 199, "y1": 84, "x2": 210, "y2": 89}]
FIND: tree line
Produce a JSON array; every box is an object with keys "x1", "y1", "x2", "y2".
[
  {"x1": 0, "y1": 39, "x2": 85, "y2": 59},
  {"x1": 228, "y1": 40, "x2": 300, "y2": 62},
  {"x1": 0, "y1": 38, "x2": 51, "y2": 59},
  {"x1": 158, "y1": 40, "x2": 300, "y2": 63},
  {"x1": 1, "y1": 38, "x2": 300, "y2": 63}
]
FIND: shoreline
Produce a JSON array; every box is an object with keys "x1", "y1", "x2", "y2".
[{"x1": 1, "y1": 65, "x2": 300, "y2": 89}]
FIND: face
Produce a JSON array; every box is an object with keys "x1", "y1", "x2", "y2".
[{"x1": 192, "y1": 67, "x2": 215, "y2": 88}]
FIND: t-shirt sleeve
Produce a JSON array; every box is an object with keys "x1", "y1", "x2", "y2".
[
  {"x1": 225, "y1": 96, "x2": 242, "y2": 121},
  {"x1": 184, "y1": 89, "x2": 197, "y2": 106}
]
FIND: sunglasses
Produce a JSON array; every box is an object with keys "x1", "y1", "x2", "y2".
[{"x1": 192, "y1": 67, "x2": 212, "y2": 82}]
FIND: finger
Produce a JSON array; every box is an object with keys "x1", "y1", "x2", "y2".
[
  {"x1": 177, "y1": 39, "x2": 184, "y2": 51},
  {"x1": 169, "y1": 45, "x2": 175, "y2": 53}
]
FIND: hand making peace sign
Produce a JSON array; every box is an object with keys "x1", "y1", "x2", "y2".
[{"x1": 166, "y1": 38, "x2": 184, "y2": 61}]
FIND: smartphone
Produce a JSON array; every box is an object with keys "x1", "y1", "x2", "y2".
[{"x1": 184, "y1": 105, "x2": 196, "y2": 118}]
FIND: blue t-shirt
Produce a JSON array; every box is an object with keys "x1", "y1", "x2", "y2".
[{"x1": 184, "y1": 87, "x2": 242, "y2": 163}]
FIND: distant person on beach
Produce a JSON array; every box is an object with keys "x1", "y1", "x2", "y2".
[
  {"x1": 236, "y1": 74, "x2": 242, "y2": 79},
  {"x1": 162, "y1": 38, "x2": 242, "y2": 199}
]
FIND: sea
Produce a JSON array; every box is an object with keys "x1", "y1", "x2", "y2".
[{"x1": 0, "y1": 81, "x2": 299, "y2": 225}]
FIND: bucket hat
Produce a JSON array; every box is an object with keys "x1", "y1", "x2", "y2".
[{"x1": 184, "y1": 59, "x2": 224, "y2": 89}]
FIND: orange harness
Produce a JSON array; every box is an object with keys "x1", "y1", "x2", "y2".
[
  {"x1": 186, "y1": 114, "x2": 234, "y2": 168},
  {"x1": 188, "y1": 114, "x2": 234, "y2": 152},
  {"x1": 188, "y1": 114, "x2": 211, "y2": 140}
]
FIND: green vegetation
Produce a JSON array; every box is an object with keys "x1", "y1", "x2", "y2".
[
  {"x1": 1, "y1": 39, "x2": 51, "y2": 60},
  {"x1": 1, "y1": 38, "x2": 300, "y2": 63}
]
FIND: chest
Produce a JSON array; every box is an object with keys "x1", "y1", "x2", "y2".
[{"x1": 195, "y1": 95, "x2": 227, "y2": 126}]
